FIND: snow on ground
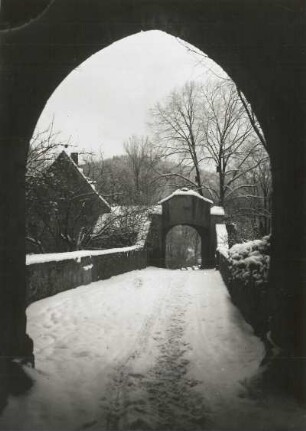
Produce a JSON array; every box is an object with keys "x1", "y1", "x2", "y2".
[{"x1": 1, "y1": 268, "x2": 306, "y2": 431}]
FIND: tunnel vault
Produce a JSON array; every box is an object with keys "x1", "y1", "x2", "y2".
[{"x1": 0, "y1": 0, "x2": 306, "y2": 407}]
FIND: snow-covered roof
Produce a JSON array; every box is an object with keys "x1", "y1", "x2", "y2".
[
  {"x1": 210, "y1": 206, "x2": 225, "y2": 216},
  {"x1": 158, "y1": 188, "x2": 213, "y2": 205}
]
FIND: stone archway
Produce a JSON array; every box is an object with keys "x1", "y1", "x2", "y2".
[
  {"x1": 165, "y1": 225, "x2": 202, "y2": 269},
  {"x1": 0, "y1": 0, "x2": 305, "y2": 404},
  {"x1": 158, "y1": 189, "x2": 215, "y2": 268},
  {"x1": 146, "y1": 189, "x2": 225, "y2": 268}
]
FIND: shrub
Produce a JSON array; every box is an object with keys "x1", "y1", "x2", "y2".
[
  {"x1": 228, "y1": 235, "x2": 270, "y2": 286},
  {"x1": 220, "y1": 235, "x2": 271, "y2": 337}
]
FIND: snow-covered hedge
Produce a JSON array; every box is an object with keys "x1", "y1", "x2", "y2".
[
  {"x1": 227, "y1": 235, "x2": 270, "y2": 286},
  {"x1": 218, "y1": 235, "x2": 271, "y2": 336}
]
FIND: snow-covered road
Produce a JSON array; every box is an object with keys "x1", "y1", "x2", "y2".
[{"x1": 1, "y1": 268, "x2": 306, "y2": 430}]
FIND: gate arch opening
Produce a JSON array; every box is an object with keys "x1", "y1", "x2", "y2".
[{"x1": 166, "y1": 225, "x2": 201, "y2": 269}]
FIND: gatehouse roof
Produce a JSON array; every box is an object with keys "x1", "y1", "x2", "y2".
[{"x1": 158, "y1": 188, "x2": 213, "y2": 205}]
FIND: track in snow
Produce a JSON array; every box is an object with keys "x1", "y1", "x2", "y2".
[{"x1": 1, "y1": 268, "x2": 306, "y2": 431}]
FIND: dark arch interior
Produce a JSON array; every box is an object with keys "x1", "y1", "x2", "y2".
[
  {"x1": 0, "y1": 0, "x2": 52, "y2": 30},
  {"x1": 0, "y1": 0, "x2": 305, "y2": 410},
  {"x1": 166, "y1": 225, "x2": 202, "y2": 269}
]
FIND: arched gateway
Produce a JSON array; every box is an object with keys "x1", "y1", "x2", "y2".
[{"x1": 147, "y1": 188, "x2": 226, "y2": 268}]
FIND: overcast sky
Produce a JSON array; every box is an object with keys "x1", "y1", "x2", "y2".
[{"x1": 35, "y1": 30, "x2": 227, "y2": 159}]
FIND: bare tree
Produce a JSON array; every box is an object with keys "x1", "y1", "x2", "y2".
[
  {"x1": 229, "y1": 146, "x2": 272, "y2": 237},
  {"x1": 200, "y1": 81, "x2": 271, "y2": 236},
  {"x1": 150, "y1": 82, "x2": 207, "y2": 197},
  {"x1": 26, "y1": 121, "x2": 68, "y2": 177},
  {"x1": 177, "y1": 37, "x2": 268, "y2": 151},
  {"x1": 200, "y1": 81, "x2": 266, "y2": 206}
]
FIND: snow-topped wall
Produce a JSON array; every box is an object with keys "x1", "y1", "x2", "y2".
[
  {"x1": 217, "y1": 236, "x2": 271, "y2": 337},
  {"x1": 26, "y1": 219, "x2": 153, "y2": 305},
  {"x1": 26, "y1": 246, "x2": 147, "y2": 305}
]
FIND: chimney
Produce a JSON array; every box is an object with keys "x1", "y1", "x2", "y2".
[{"x1": 71, "y1": 152, "x2": 78, "y2": 166}]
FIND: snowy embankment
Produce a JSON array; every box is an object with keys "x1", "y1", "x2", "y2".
[
  {"x1": 1, "y1": 268, "x2": 306, "y2": 431},
  {"x1": 218, "y1": 235, "x2": 271, "y2": 336}
]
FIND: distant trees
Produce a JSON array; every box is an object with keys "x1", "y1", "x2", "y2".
[
  {"x1": 83, "y1": 155, "x2": 132, "y2": 204},
  {"x1": 123, "y1": 135, "x2": 161, "y2": 204},
  {"x1": 83, "y1": 135, "x2": 165, "y2": 206}
]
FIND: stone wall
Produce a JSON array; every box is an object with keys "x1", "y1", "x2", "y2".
[
  {"x1": 217, "y1": 249, "x2": 269, "y2": 338},
  {"x1": 146, "y1": 213, "x2": 164, "y2": 267},
  {"x1": 26, "y1": 246, "x2": 147, "y2": 305}
]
